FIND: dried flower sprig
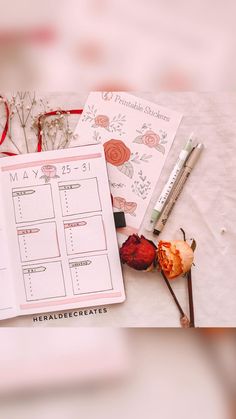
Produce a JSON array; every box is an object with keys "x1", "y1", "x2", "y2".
[
  {"x1": 31, "y1": 112, "x2": 76, "y2": 151},
  {"x1": 0, "y1": 92, "x2": 81, "y2": 155},
  {"x1": 9, "y1": 92, "x2": 37, "y2": 153}
]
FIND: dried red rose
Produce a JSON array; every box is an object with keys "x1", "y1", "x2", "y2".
[
  {"x1": 157, "y1": 240, "x2": 194, "y2": 279},
  {"x1": 120, "y1": 234, "x2": 157, "y2": 271}
]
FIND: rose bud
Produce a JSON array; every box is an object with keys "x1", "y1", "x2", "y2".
[
  {"x1": 120, "y1": 234, "x2": 157, "y2": 271},
  {"x1": 157, "y1": 240, "x2": 194, "y2": 279}
]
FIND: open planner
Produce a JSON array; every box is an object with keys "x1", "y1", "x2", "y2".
[{"x1": 0, "y1": 144, "x2": 125, "y2": 320}]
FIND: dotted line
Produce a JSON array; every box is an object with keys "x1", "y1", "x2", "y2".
[
  {"x1": 27, "y1": 272, "x2": 34, "y2": 299},
  {"x1": 75, "y1": 267, "x2": 80, "y2": 291},
  {"x1": 17, "y1": 196, "x2": 23, "y2": 220},
  {"x1": 64, "y1": 190, "x2": 69, "y2": 214},
  {"x1": 22, "y1": 235, "x2": 28, "y2": 260},
  {"x1": 69, "y1": 228, "x2": 74, "y2": 253}
]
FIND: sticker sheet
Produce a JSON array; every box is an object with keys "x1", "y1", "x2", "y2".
[
  {"x1": 74, "y1": 92, "x2": 183, "y2": 234},
  {"x1": 0, "y1": 145, "x2": 125, "y2": 319}
]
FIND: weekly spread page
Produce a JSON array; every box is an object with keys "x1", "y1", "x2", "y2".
[{"x1": 0, "y1": 144, "x2": 125, "y2": 320}]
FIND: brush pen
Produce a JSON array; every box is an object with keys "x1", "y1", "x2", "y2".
[{"x1": 153, "y1": 144, "x2": 204, "y2": 235}]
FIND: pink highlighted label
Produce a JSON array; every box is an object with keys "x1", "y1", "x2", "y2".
[
  {"x1": 17, "y1": 228, "x2": 40, "y2": 235},
  {"x1": 64, "y1": 221, "x2": 87, "y2": 229}
]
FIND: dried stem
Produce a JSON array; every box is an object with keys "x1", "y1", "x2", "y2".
[
  {"x1": 24, "y1": 92, "x2": 36, "y2": 126},
  {"x1": 161, "y1": 271, "x2": 184, "y2": 316},
  {"x1": 161, "y1": 271, "x2": 190, "y2": 328},
  {"x1": 15, "y1": 103, "x2": 29, "y2": 153},
  {"x1": 187, "y1": 269, "x2": 195, "y2": 327},
  {"x1": 180, "y1": 228, "x2": 186, "y2": 241},
  {"x1": 22, "y1": 125, "x2": 30, "y2": 153},
  {"x1": 180, "y1": 228, "x2": 195, "y2": 328}
]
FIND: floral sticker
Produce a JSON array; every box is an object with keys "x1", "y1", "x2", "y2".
[
  {"x1": 40, "y1": 165, "x2": 60, "y2": 183},
  {"x1": 104, "y1": 139, "x2": 134, "y2": 179},
  {"x1": 133, "y1": 123, "x2": 167, "y2": 154},
  {"x1": 113, "y1": 196, "x2": 137, "y2": 216},
  {"x1": 82, "y1": 105, "x2": 126, "y2": 135}
]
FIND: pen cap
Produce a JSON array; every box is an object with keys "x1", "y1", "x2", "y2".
[
  {"x1": 185, "y1": 143, "x2": 204, "y2": 169},
  {"x1": 184, "y1": 132, "x2": 194, "y2": 152}
]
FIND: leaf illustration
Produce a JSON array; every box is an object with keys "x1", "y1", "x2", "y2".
[
  {"x1": 133, "y1": 136, "x2": 143, "y2": 144},
  {"x1": 155, "y1": 144, "x2": 165, "y2": 154},
  {"x1": 141, "y1": 154, "x2": 152, "y2": 162},
  {"x1": 117, "y1": 161, "x2": 134, "y2": 178}
]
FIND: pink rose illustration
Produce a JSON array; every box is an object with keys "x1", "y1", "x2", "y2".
[
  {"x1": 104, "y1": 139, "x2": 131, "y2": 166},
  {"x1": 133, "y1": 127, "x2": 165, "y2": 154},
  {"x1": 142, "y1": 130, "x2": 160, "y2": 148},
  {"x1": 42, "y1": 165, "x2": 57, "y2": 178},
  {"x1": 40, "y1": 165, "x2": 60, "y2": 183},
  {"x1": 124, "y1": 201, "x2": 137, "y2": 214},
  {"x1": 104, "y1": 139, "x2": 134, "y2": 178},
  {"x1": 113, "y1": 196, "x2": 137, "y2": 215},
  {"x1": 94, "y1": 114, "x2": 110, "y2": 128},
  {"x1": 113, "y1": 196, "x2": 126, "y2": 210},
  {"x1": 83, "y1": 106, "x2": 126, "y2": 134}
]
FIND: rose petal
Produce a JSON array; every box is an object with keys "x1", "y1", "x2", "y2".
[{"x1": 157, "y1": 240, "x2": 194, "y2": 279}]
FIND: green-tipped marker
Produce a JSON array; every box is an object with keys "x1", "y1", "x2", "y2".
[{"x1": 146, "y1": 134, "x2": 194, "y2": 232}]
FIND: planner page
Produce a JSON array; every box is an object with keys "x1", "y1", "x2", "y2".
[{"x1": 0, "y1": 144, "x2": 125, "y2": 318}]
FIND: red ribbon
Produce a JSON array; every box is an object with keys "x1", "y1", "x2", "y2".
[
  {"x1": 0, "y1": 96, "x2": 83, "y2": 156},
  {"x1": 1, "y1": 152, "x2": 17, "y2": 156},
  {"x1": 0, "y1": 95, "x2": 9, "y2": 146}
]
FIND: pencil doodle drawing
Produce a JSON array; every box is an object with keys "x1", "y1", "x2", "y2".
[{"x1": 131, "y1": 170, "x2": 151, "y2": 200}]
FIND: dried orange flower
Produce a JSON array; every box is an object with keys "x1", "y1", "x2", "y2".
[{"x1": 157, "y1": 240, "x2": 194, "y2": 279}]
